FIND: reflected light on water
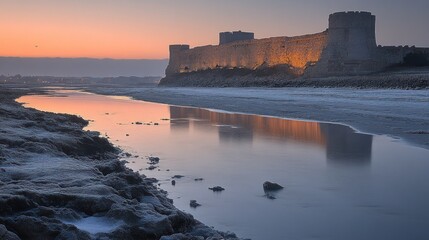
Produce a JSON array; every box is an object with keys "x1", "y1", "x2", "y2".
[
  {"x1": 169, "y1": 106, "x2": 372, "y2": 165},
  {"x1": 16, "y1": 90, "x2": 429, "y2": 240}
]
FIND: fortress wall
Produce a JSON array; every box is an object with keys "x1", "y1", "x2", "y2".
[
  {"x1": 376, "y1": 46, "x2": 415, "y2": 66},
  {"x1": 166, "y1": 31, "x2": 328, "y2": 76},
  {"x1": 165, "y1": 11, "x2": 429, "y2": 80},
  {"x1": 377, "y1": 46, "x2": 429, "y2": 66}
]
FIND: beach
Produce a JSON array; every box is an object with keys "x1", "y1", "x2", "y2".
[{"x1": 86, "y1": 86, "x2": 429, "y2": 150}]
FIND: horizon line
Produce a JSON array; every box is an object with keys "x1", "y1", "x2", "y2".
[{"x1": 0, "y1": 56, "x2": 169, "y2": 61}]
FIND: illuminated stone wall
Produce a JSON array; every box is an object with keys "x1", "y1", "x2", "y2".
[
  {"x1": 166, "y1": 11, "x2": 429, "y2": 77},
  {"x1": 166, "y1": 32, "x2": 329, "y2": 76}
]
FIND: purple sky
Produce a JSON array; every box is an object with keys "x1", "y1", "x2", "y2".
[{"x1": 1, "y1": 0, "x2": 428, "y2": 59}]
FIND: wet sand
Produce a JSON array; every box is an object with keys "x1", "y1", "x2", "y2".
[{"x1": 86, "y1": 86, "x2": 429, "y2": 150}]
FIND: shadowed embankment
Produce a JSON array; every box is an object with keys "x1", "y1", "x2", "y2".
[{"x1": 159, "y1": 67, "x2": 429, "y2": 89}]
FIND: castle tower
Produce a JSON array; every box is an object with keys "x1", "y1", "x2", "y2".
[
  {"x1": 165, "y1": 44, "x2": 189, "y2": 76},
  {"x1": 328, "y1": 11, "x2": 377, "y2": 61},
  {"x1": 306, "y1": 11, "x2": 379, "y2": 76},
  {"x1": 219, "y1": 31, "x2": 254, "y2": 45}
]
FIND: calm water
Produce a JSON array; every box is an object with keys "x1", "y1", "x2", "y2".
[{"x1": 18, "y1": 90, "x2": 429, "y2": 240}]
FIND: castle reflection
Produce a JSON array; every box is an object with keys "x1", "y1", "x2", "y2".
[{"x1": 170, "y1": 106, "x2": 372, "y2": 165}]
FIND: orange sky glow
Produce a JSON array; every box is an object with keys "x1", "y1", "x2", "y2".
[{"x1": 1, "y1": 0, "x2": 428, "y2": 59}]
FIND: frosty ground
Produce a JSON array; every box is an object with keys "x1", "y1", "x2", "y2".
[
  {"x1": 0, "y1": 86, "x2": 240, "y2": 240},
  {"x1": 86, "y1": 86, "x2": 429, "y2": 150}
]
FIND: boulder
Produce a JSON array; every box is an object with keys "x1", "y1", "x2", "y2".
[
  {"x1": 208, "y1": 186, "x2": 225, "y2": 192},
  {"x1": 189, "y1": 200, "x2": 201, "y2": 208},
  {"x1": 263, "y1": 181, "x2": 284, "y2": 191}
]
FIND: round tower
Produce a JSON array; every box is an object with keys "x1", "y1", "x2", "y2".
[{"x1": 328, "y1": 11, "x2": 376, "y2": 60}]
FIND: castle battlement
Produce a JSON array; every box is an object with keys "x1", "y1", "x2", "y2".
[
  {"x1": 329, "y1": 11, "x2": 373, "y2": 17},
  {"x1": 329, "y1": 11, "x2": 375, "y2": 29},
  {"x1": 165, "y1": 12, "x2": 429, "y2": 78},
  {"x1": 219, "y1": 31, "x2": 254, "y2": 45},
  {"x1": 169, "y1": 45, "x2": 190, "y2": 52}
]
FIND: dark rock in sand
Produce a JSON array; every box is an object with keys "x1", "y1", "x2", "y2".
[
  {"x1": 194, "y1": 178, "x2": 204, "y2": 181},
  {"x1": 190, "y1": 200, "x2": 201, "y2": 208},
  {"x1": 135, "y1": 122, "x2": 143, "y2": 125},
  {"x1": 172, "y1": 175, "x2": 184, "y2": 179},
  {"x1": 263, "y1": 181, "x2": 284, "y2": 191},
  {"x1": 147, "y1": 165, "x2": 157, "y2": 170},
  {"x1": 148, "y1": 156, "x2": 160, "y2": 164},
  {"x1": 172, "y1": 180, "x2": 176, "y2": 186},
  {"x1": 209, "y1": 186, "x2": 225, "y2": 192}
]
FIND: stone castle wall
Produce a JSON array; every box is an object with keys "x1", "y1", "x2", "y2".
[
  {"x1": 166, "y1": 32, "x2": 328, "y2": 76},
  {"x1": 166, "y1": 11, "x2": 429, "y2": 78},
  {"x1": 376, "y1": 46, "x2": 429, "y2": 66}
]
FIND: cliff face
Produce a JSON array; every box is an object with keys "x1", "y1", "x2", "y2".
[{"x1": 166, "y1": 32, "x2": 328, "y2": 76}]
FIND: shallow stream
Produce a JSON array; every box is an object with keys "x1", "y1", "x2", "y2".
[{"x1": 17, "y1": 89, "x2": 429, "y2": 240}]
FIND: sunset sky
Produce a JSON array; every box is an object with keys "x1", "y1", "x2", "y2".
[{"x1": 1, "y1": 0, "x2": 428, "y2": 59}]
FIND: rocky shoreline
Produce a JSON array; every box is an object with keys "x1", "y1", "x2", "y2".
[
  {"x1": 159, "y1": 67, "x2": 429, "y2": 89},
  {"x1": 0, "y1": 87, "x2": 240, "y2": 240}
]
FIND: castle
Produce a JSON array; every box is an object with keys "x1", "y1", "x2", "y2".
[{"x1": 165, "y1": 12, "x2": 429, "y2": 78}]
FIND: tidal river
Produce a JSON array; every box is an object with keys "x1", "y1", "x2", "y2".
[{"x1": 17, "y1": 89, "x2": 429, "y2": 240}]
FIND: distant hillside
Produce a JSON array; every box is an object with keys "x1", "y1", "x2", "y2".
[
  {"x1": 0, "y1": 75, "x2": 162, "y2": 85},
  {"x1": 0, "y1": 57, "x2": 168, "y2": 77}
]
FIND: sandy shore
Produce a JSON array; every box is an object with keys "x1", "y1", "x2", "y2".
[
  {"x1": 85, "y1": 86, "x2": 429, "y2": 150},
  {"x1": 0, "y1": 86, "x2": 240, "y2": 240}
]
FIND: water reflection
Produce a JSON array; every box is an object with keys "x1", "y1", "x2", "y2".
[
  {"x1": 17, "y1": 90, "x2": 429, "y2": 240},
  {"x1": 322, "y1": 125, "x2": 373, "y2": 165},
  {"x1": 170, "y1": 106, "x2": 373, "y2": 165},
  {"x1": 218, "y1": 126, "x2": 253, "y2": 144}
]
